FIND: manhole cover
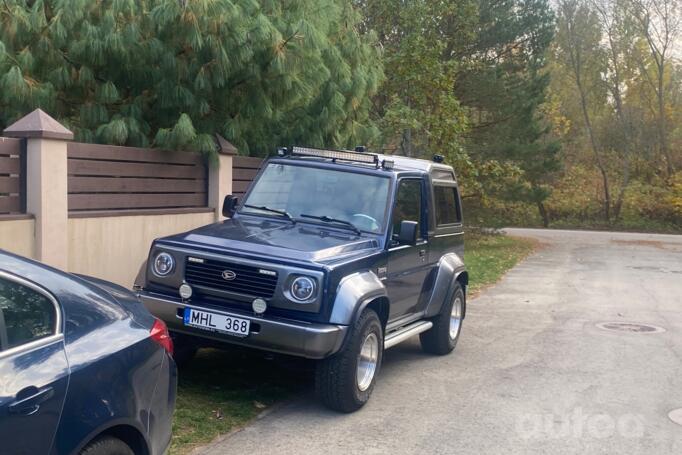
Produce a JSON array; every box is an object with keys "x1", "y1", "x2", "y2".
[
  {"x1": 669, "y1": 408, "x2": 682, "y2": 426},
  {"x1": 596, "y1": 322, "x2": 666, "y2": 334}
]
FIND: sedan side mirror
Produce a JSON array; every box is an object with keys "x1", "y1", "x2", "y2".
[
  {"x1": 397, "y1": 220, "x2": 418, "y2": 245},
  {"x1": 222, "y1": 195, "x2": 239, "y2": 218}
]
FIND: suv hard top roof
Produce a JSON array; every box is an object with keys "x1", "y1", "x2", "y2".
[
  {"x1": 376, "y1": 153, "x2": 455, "y2": 177},
  {"x1": 274, "y1": 146, "x2": 457, "y2": 182}
]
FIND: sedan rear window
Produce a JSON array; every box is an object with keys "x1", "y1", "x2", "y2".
[{"x1": 0, "y1": 277, "x2": 57, "y2": 351}]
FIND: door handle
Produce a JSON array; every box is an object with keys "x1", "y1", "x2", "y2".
[{"x1": 8, "y1": 386, "x2": 54, "y2": 416}]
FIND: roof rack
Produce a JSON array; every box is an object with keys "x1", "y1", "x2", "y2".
[{"x1": 278, "y1": 146, "x2": 379, "y2": 166}]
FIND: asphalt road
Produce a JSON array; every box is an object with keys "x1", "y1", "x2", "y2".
[{"x1": 199, "y1": 228, "x2": 682, "y2": 455}]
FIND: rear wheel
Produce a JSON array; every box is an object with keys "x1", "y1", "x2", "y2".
[
  {"x1": 420, "y1": 283, "x2": 464, "y2": 355},
  {"x1": 80, "y1": 436, "x2": 133, "y2": 455},
  {"x1": 315, "y1": 308, "x2": 383, "y2": 413}
]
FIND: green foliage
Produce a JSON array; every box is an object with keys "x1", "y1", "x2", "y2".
[
  {"x1": 358, "y1": 0, "x2": 559, "y2": 223},
  {"x1": 461, "y1": 0, "x2": 560, "y2": 221},
  {"x1": 358, "y1": 0, "x2": 476, "y2": 164},
  {"x1": 543, "y1": 0, "x2": 682, "y2": 230},
  {"x1": 0, "y1": 0, "x2": 382, "y2": 158},
  {"x1": 538, "y1": 164, "x2": 682, "y2": 231}
]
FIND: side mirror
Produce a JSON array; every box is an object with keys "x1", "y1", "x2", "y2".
[
  {"x1": 222, "y1": 195, "x2": 239, "y2": 218},
  {"x1": 397, "y1": 220, "x2": 418, "y2": 245}
]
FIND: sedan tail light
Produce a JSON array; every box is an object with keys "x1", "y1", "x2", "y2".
[{"x1": 150, "y1": 319, "x2": 174, "y2": 356}]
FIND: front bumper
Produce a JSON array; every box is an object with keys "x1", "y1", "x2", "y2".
[{"x1": 139, "y1": 292, "x2": 348, "y2": 359}]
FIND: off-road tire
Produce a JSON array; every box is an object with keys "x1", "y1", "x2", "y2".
[
  {"x1": 420, "y1": 282, "x2": 464, "y2": 355},
  {"x1": 80, "y1": 436, "x2": 134, "y2": 455},
  {"x1": 315, "y1": 308, "x2": 383, "y2": 413}
]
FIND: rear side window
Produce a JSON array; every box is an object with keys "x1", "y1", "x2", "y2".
[
  {"x1": 431, "y1": 169, "x2": 455, "y2": 181},
  {"x1": 0, "y1": 277, "x2": 57, "y2": 351},
  {"x1": 434, "y1": 186, "x2": 462, "y2": 225}
]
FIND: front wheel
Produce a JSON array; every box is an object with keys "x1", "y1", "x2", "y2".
[
  {"x1": 315, "y1": 308, "x2": 383, "y2": 413},
  {"x1": 420, "y1": 283, "x2": 464, "y2": 355}
]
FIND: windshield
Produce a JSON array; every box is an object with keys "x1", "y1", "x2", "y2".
[{"x1": 241, "y1": 163, "x2": 391, "y2": 234}]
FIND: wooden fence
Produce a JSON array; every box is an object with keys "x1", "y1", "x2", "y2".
[
  {"x1": 0, "y1": 138, "x2": 25, "y2": 217},
  {"x1": 67, "y1": 142, "x2": 208, "y2": 214},
  {"x1": 232, "y1": 156, "x2": 263, "y2": 198}
]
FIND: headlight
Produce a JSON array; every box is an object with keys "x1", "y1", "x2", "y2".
[
  {"x1": 290, "y1": 276, "x2": 316, "y2": 301},
  {"x1": 153, "y1": 252, "x2": 175, "y2": 277}
]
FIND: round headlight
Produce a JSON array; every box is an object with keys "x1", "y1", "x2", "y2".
[
  {"x1": 290, "y1": 276, "x2": 315, "y2": 301},
  {"x1": 153, "y1": 252, "x2": 175, "y2": 277}
]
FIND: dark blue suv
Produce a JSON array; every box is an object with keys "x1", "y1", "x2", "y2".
[
  {"x1": 0, "y1": 251, "x2": 176, "y2": 455},
  {"x1": 138, "y1": 147, "x2": 467, "y2": 412}
]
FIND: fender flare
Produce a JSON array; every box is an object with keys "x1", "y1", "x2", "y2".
[
  {"x1": 424, "y1": 252, "x2": 468, "y2": 319},
  {"x1": 329, "y1": 271, "x2": 388, "y2": 326}
]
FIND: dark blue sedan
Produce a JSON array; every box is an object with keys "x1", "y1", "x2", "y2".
[{"x1": 0, "y1": 251, "x2": 177, "y2": 455}]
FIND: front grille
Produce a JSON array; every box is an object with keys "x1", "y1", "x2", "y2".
[{"x1": 185, "y1": 258, "x2": 278, "y2": 299}]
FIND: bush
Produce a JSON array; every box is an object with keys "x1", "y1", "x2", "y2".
[{"x1": 465, "y1": 165, "x2": 682, "y2": 233}]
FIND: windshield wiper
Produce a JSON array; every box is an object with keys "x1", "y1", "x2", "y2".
[
  {"x1": 300, "y1": 213, "x2": 361, "y2": 235},
  {"x1": 243, "y1": 204, "x2": 296, "y2": 224}
]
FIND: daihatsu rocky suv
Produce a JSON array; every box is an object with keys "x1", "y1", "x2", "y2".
[{"x1": 137, "y1": 146, "x2": 468, "y2": 412}]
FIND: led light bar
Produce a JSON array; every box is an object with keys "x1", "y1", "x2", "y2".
[{"x1": 290, "y1": 146, "x2": 378, "y2": 165}]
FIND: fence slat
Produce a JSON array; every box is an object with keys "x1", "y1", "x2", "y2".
[
  {"x1": 69, "y1": 159, "x2": 205, "y2": 179},
  {"x1": 0, "y1": 176, "x2": 20, "y2": 193},
  {"x1": 67, "y1": 142, "x2": 208, "y2": 213},
  {"x1": 69, "y1": 193, "x2": 207, "y2": 211},
  {"x1": 232, "y1": 156, "x2": 262, "y2": 198},
  {"x1": 233, "y1": 181, "x2": 252, "y2": 193},
  {"x1": 0, "y1": 137, "x2": 22, "y2": 156},
  {"x1": 233, "y1": 156, "x2": 264, "y2": 168},
  {"x1": 67, "y1": 142, "x2": 203, "y2": 165},
  {"x1": 69, "y1": 176, "x2": 206, "y2": 193},
  {"x1": 0, "y1": 156, "x2": 20, "y2": 174},
  {"x1": 0, "y1": 196, "x2": 21, "y2": 213},
  {"x1": 233, "y1": 168, "x2": 260, "y2": 180}
]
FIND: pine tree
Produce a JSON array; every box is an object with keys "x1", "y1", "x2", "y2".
[
  {"x1": 455, "y1": 0, "x2": 561, "y2": 225},
  {"x1": 0, "y1": 0, "x2": 382, "y2": 158}
]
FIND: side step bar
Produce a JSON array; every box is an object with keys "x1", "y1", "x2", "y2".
[{"x1": 384, "y1": 320, "x2": 433, "y2": 349}]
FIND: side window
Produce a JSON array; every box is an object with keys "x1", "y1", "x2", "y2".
[
  {"x1": 0, "y1": 277, "x2": 57, "y2": 351},
  {"x1": 392, "y1": 179, "x2": 423, "y2": 239},
  {"x1": 434, "y1": 185, "x2": 462, "y2": 225}
]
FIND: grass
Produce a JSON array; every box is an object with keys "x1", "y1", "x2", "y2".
[
  {"x1": 170, "y1": 233, "x2": 537, "y2": 454},
  {"x1": 170, "y1": 348, "x2": 310, "y2": 454},
  {"x1": 463, "y1": 232, "x2": 538, "y2": 294}
]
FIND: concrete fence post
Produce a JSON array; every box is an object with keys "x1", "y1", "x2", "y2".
[
  {"x1": 210, "y1": 134, "x2": 237, "y2": 221},
  {"x1": 3, "y1": 109, "x2": 73, "y2": 269}
]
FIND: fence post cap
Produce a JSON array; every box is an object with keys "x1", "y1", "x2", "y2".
[
  {"x1": 215, "y1": 134, "x2": 238, "y2": 156},
  {"x1": 3, "y1": 109, "x2": 74, "y2": 140}
]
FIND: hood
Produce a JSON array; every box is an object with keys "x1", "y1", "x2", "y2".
[{"x1": 159, "y1": 216, "x2": 381, "y2": 264}]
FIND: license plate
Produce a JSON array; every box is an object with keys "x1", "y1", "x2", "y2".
[{"x1": 183, "y1": 308, "x2": 250, "y2": 337}]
